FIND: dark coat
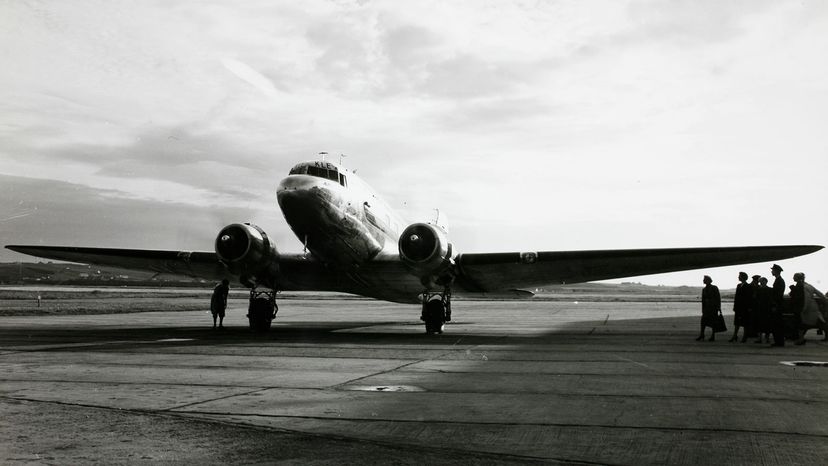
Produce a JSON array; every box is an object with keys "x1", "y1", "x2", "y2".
[
  {"x1": 211, "y1": 282, "x2": 229, "y2": 315},
  {"x1": 790, "y1": 282, "x2": 805, "y2": 315},
  {"x1": 772, "y1": 276, "x2": 786, "y2": 312},
  {"x1": 733, "y1": 282, "x2": 752, "y2": 326},
  {"x1": 701, "y1": 284, "x2": 721, "y2": 326},
  {"x1": 754, "y1": 285, "x2": 773, "y2": 333}
]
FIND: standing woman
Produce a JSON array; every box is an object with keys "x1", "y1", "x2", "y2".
[
  {"x1": 753, "y1": 277, "x2": 773, "y2": 343},
  {"x1": 697, "y1": 275, "x2": 721, "y2": 342},
  {"x1": 769, "y1": 264, "x2": 786, "y2": 346},
  {"x1": 730, "y1": 272, "x2": 751, "y2": 342}
]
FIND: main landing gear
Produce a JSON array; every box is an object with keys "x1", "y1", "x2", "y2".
[
  {"x1": 248, "y1": 287, "x2": 278, "y2": 332},
  {"x1": 421, "y1": 287, "x2": 452, "y2": 334}
]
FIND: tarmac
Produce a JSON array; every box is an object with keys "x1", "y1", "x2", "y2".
[{"x1": 1, "y1": 298, "x2": 827, "y2": 465}]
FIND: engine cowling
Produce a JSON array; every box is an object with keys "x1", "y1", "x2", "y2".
[
  {"x1": 398, "y1": 223, "x2": 453, "y2": 281},
  {"x1": 215, "y1": 223, "x2": 279, "y2": 285}
]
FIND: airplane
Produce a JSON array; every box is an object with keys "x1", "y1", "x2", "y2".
[{"x1": 6, "y1": 158, "x2": 823, "y2": 333}]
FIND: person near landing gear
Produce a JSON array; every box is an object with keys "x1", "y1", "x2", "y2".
[
  {"x1": 697, "y1": 275, "x2": 721, "y2": 342},
  {"x1": 422, "y1": 294, "x2": 446, "y2": 334},
  {"x1": 211, "y1": 279, "x2": 230, "y2": 329}
]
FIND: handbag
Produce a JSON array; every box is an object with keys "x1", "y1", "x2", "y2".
[{"x1": 712, "y1": 310, "x2": 728, "y2": 333}]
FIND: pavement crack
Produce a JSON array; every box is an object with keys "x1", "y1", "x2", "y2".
[
  {"x1": 330, "y1": 339, "x2": 479, "y2": 389},
  {"x1": 164, "y1": 387, "x2": 273, "y2": 411},
  {"x1": 611, "y1": 354, "x2": 654, "y2": 370},
  {"x1": 179, "y1": 410, "x2": 828, "y2": 439},
  {"x1": 329, "y1": 359, "x2": 427, "y2": 389}
]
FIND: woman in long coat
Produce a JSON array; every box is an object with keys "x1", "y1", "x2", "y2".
[
  {"x1": 697, "y1": 275, "x2": 721, "y2": 341},
  {"x1": 753, "y1": 277, "x2": 773, "y2": 343},
  {"x1": 729, "y1": 272, "x2": 752, "y2": 342}
]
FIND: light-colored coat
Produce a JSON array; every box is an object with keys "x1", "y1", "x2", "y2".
[{"x1": 800, "y1": 282, "x2": 826, "y2": 327}]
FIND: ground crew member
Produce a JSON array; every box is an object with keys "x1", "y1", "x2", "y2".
[{"x1": 211, "y1": 279, "x2": 230, "y2": 329}]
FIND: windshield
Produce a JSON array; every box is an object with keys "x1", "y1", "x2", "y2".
[{"x1": 289, "y1": 163, "x2": 346, "y2": 186}]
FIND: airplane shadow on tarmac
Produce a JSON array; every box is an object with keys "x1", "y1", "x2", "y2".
[{"x1": 0, "y1": 313, "x2": 703, "y2": 350}]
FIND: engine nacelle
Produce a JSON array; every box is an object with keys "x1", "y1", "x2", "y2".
[
  {"x1": 398, "y1": 223, "x2": 453, "y2": 282},
  {"x1": 215, "y1": 223, "x2": 279, "y2": 286}
]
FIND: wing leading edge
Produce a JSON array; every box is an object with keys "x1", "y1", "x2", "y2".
[
  {"x1": 454, "y1": 245, "x2": 823, "y2": 292},
  {"x1": 5, "y1": 245, "x2": 227, "y2": 280},
  {"x1": 4, "y1": 245, "x2": 338, "y2": 292}
]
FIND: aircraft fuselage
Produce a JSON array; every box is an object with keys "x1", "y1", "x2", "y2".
[{"x1": 277, "y1": 160, "x2": 407, "y2": 268}]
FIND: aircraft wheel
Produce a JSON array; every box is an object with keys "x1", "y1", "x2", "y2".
[
  {"x1": 423, "y1": 305, "x2": 445, "y2": 334},
  {"x1": 248, "y1": 296, "x2": 274, "y2": 332}
]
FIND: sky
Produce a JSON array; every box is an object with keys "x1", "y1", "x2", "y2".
[{"x1": 1, "y1": 0, "x2": 826, "y2": 289}]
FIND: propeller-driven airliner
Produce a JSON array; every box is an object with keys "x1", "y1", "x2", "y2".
[{"x1": 6, "y1": 158, "x2": 823, "y2": 332}]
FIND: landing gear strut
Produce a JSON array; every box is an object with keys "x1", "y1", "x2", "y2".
[
  {"x1": 247, "y1": 288, "x2": 278, "y2": 332},
  {"x1": 421, "y1": 286, "x2": 451, "y2": 334}
]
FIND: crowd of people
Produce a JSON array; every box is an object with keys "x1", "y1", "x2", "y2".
[{"x1": 697, "y1": 264, "x2": 828, "y2": 346}]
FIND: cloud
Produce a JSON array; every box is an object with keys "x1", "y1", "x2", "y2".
[
  {"x1": 1, "y1": 1, "x2": 826, "y2": 286},
  {"x1": 222, "y1": 58, "x2": 285, "y2": 98},
  {"x1": 2, "y1": 125, "x2": 288, "y2": 206},
  {"x1": 625, "y1": 0, "x2": 775, "y2": 46},
  {"x1": 0, "y1": 174, "x2": 297, "y2": 261}
]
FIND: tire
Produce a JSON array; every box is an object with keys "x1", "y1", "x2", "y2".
[
  {"x1": 424, "y1": 303, "x2": 445, "y2": 334},
  {"x1": 248, "y1": 297, "x2": 274, "y2": 332}
]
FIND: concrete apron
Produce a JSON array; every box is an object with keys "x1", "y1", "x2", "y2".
[{"x1": 1, "y1": 299, "x2": 827, "y2": 464}]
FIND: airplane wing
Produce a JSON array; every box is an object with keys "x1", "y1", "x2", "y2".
[
  {"x1": 5, "y1": 245, "x2": 228, "y2": 279},
  {"x1": 7, "y1": 244, "x2": 823, "y2": 298},
  {"x1": 453, "y1": 245, "x2": 823, "y2": 291},
  {"x1": 3, "y1": 244, "x2": 338, "y2": 291}
]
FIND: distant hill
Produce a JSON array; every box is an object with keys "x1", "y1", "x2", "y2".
[{"x1": 0, "y1": 262, "x2": 209, "y2": 287}]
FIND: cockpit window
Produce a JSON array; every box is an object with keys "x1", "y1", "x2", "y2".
[
  {"x1": 289, "y1": 164, "x2": 308, "y2": 175},
  {"x1": 307, "y1": 165, "x2": 338, "y2": 182},
  {"x1": 291, "y1": 162, "x2": 347, "y2": 186}
]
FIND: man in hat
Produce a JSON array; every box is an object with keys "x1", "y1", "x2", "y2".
[{"x1": 769, "y1": 264, "x2": 786, "y2": 346}]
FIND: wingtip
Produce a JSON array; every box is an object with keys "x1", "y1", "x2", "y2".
[
  {"x1": 5, "y1": 245, "x2": 46, "y2": 255},
  {"x1": 783, "y1": 245, "x2": 823, "y2": 258}
]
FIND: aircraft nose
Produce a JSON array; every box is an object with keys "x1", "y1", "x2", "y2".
[
  {"x1": 277, "y1": 175, "x2": 335, "y2": 221},
  {"x1": 277, "y1": 175, "x2": 317, "y2": 193}
]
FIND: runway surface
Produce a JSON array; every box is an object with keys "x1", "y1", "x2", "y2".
[{"x1": 1, "y1": 298, "x2": 827, "y2": 465}]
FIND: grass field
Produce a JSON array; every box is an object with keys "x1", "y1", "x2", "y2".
[{"x1": 0, "y1": 284, "x2": 709, "y2": 317}]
